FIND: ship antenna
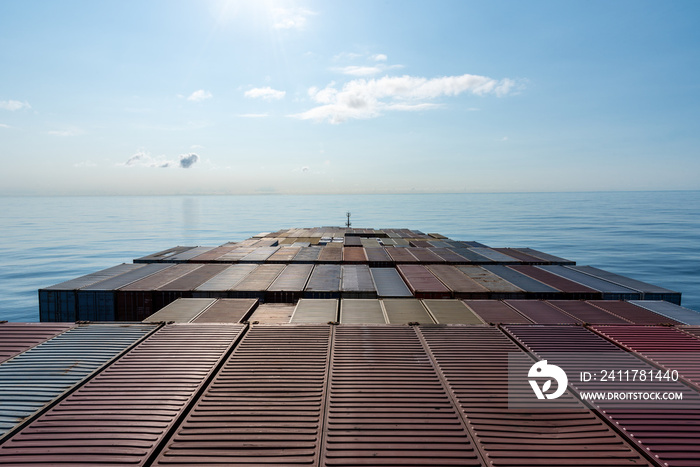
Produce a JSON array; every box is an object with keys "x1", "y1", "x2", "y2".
[{"x1": 346, "y1": 212, "x2": 351, "y2": 228}]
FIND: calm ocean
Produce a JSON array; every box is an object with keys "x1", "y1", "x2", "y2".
[{"x1": 1, "y1": 191, "x2": 698, "y2": 322}]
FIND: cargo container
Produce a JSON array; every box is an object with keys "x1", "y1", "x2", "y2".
[
  {"x1": 537, "y1": 265, "x2": 642, "y2": 300},
  {"x1": 481, "y1": 265, "x2": 560, "y2": 298},
  {"x1": 397, "y1": 264, "x2": 451, "y2": 299},
  {"x1": 0, "y1": 323, "x2": 155, "y2": 440},
  {"x1": 304, "y1": 264, "x2": 341, "y2": 299},
  {"x1": 339, "y1": 299, "x2": 386, "y2": 324},
  {"x1": 426, "y1": 264, "x2": 489, "y2": 299},
  {"x1": 418, "y1": 326, "x2": 651, "y2": 466},
  {"x1": 192, "y1": 298, "x2": 258, "y2": 323},
  {"x1": 168, "y1": 246, "x2": 216, "y2": 262},
  {"x1": 587, "y1": 300, "x2": 682, "y2": 325},
  {"x1": 265, "y1": 245, "x2": 301, "y2": 262},
  {"x1": 421, "y1": 299, "x2": 484, "y2": 324},
  {"x1": 430, "y1": 247, "x2": 471, "y2": 263},
  {"x1": 468, "y1": 247, "x2": 521, "y2": 263},
  {"x1": 382, "y1": 298, "x2": 434, "y2": 324},
  {"x1": 427, "y1": 240, "x2": 451, "y2": 248},
  {"x1": 547, "y1": 300, "x2": 631, "y2": 324},
  {"x1": 513, "y1": 247, "x2": 575, "y2": 265},
  {"x1": 155, "y1": 264, "x2": 231, "y2": 311},
  {"x1": 77, "y1": 263, "x2": 174, "y2": 321},
  {"x1": 342, "y1": 246, "x2": 367, "y2": 263},
  {"x1": 568, "y1": 265, "x2": 681, "y2": 304},
  {"x1": 318, "y1": 245, "x2": 343, "y2": 262},
  {"x1": 455, "y1": 265, "x2": 525, "y2": 298},
  {"x1": 143, "y1": 297, "x2": 216, "y2": 323},
  {"x1": 291, "y1": 246, "x2": 322, "y2": 262},
  {"x1": 116, "y1": 264, "x2": 203, "y2": 321},
  {"x1": 509, "y1": 265, "x2": 601, "y2": 299},
  {"x1": 343, "y1": 235, "x2": 362, "y2": 247},
  {"x1": 239, "y1": 246, "x2": 279, "y2": 262},
  {"x1": 340, "y1": 264, "x2": 376, "y2": 299},
  {"x1": 492, "y1": 248, "x2": 548, "y2": 263},
  {"x1": 0, "y1": 324, "x2": 244, "y2": 465},
  {"x1": 187, "y1": 244, "x2": 238, "y2": 262},
  {"x1": 408, "y1": 239, "x2": 433, "y2": 248},
  {"x1": 153, "y1": 325, "x2": 330, "y2": 466},
  {"x1": 365, "y1": 246, "x2": 393, "y2": 266},
  {"x1": 450, "y1": 248, "x2": 493, "y2": 263},
  {"x1": 504, "y1": 300, "x2": 579, "y2": 324},
  {"x1": 265, "y1": 263, "x2": 313, "y2": 302},
  {"x1": 628, "y1": 300, "x2": 700, "y2": 325},
  {"x1": 408, "y1": 247, "x2": 446, "y2": 263},
  {"x1": 247, "y1": 303, "x2": 295, "y2": 323},
  {"x1": 216, "y1": 246, "x2": 256, "y2": 262},
  {"x1": 370, "y1": 268, "x2": 412, "y2": 298},
  {"x1": 462, "y1": 300, "x2": 532, "y2": 324},
  {"x1": 291, "y1": 298, "x2": 338, "y2": 323},
  {"x1": 385, "y1": 247, "x2": 419, "y2": 262},
  {"x1": 133, "y1": 246, "x2": 196, "y2": 263},
  {"x1": 192, "y1": 263, "x2": 258, "y2": 297},
  {"x1": 40, "y1": 263, "x2": 144, "y2": 322},
  {"x1": 229, "y1": 263, "x2": 285, "y2": 299}
]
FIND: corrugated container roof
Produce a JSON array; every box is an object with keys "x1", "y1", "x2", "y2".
[
  {"x1": 419, "y1": 326, "x2": 651, "y2": 466},
  {"x1": 247, "y1": 303, "x2": 295, "y2": 323},
  {"x1": 422, "y1": 299, "x2": 484, "y2": 324},
  {"x1": 267, "y1": 263, "x2": 313, "y2": 292},
  {"x1": 342, "y1": 246, "x2": 367, "y2": 262},
  {"x1": 0, "y1": 323, "x2": 155, "y2": 440},
  {"x1": 133, "y1": 246, "x2": 195, "y2": 263},
  {"x1": 510, "y1": 265, "x2": 599, "y2": 295},
  {"x1": 157, "y1": 264, "x2": 231, "y2": 291},
  {"x1": 569, "y1": 265, "x2": 679, "y2": 295},
  {"x1": 385, "y1": 247, "x2": 419, "y2": 262},
  {"x1": 427, "y1": 240, "x2": 451, "y2": 248},
  {"x1": 431, "y1": 247, "x2": 471, "y2": 263},
  {"x1": 194, "y1": 263, "x2": 258, "y2": 291},
  {"x1": 291, "y1": 246, "x2": 322, "y2": 262},
  {"x1": 187, "y1": 244, "x2": 238, "y2": 262},
  {"x1": 340, "y1": 299, "x2": 386, "y2": 324},
  {"x1": 343, "y1": 236, "x2": 362, "y2": 247},
  {"x1": 365, "y1": 246, "x2": 393, "y2": 263},
  {"x1": 360, "y1": 237, "x2": 382, "y2": 248},
  {"x1": 305, "y1": 264, "x2": 341, "y2": 293},
  {"x1": 143, "y1": 298, "x2": 216, "y2": 323},
  {"x1": 216, "y1": 246, "x2": 256, "y2": 261},
  {"x1": 382, "y1": 298, "x2": 434, "y2": 324},
  {"x1": 492, "y1": 247, "x2": 548, "y2": 263},
  {"x1": 504, "y1": 300, "x2": 579, "y2": 324},
  {"x1": 240, "y1": 246, "x2": 280, "y2": 261},
  {"x1": 291, "y1": 298, "x2": 338, "y2": 323},
  {"x1": 318, "y1": 245, "x2": 343, "y2": 262},
  {"x1": 629, "y1": 300, "x2": 700, "y2": 325},
  {"x1": 451, "y1": 248, "x2": 493, "y2": 263},
  {"x1": 427, "y1": 264, "x2": 489, "y2": 294},
  {"x1": 324, "y1": 326, "x2": 482, "y2": 466},
  {"x1": 547, "y1": 300, "x2": 631, "y2": 324},
  {"x1": 192, "y1": 298, "x2": 258, "y2": 323},
  {"x1": 340, "y1": 265, "x2": 375, "y2": 293},
  {"x1": 44, "y1": 263, "x2": 144, "y2": 291},
  {"x1": 266, "y1": 245, "x2": 301, "y2": 262},
  {"x1": 153, "y1": 325, "x2": 331, "y2": 466},
  {"x1": 537, "y1": 265, "x2": 641, "y2": 295},
  {"x1": 587, "y1": 300, "x2": 682, "y2": 325},
  {"x1": 80, "y1": 263, "x2": 173, "y2": 291},
  {"x1": 120, "y1": 264, "x2": 203, "y2": 291},
  {"x1": 591, "y1": 325, "x2": 700, "y2": 390},
  {"x1": 0, "y1": 323, "x2": 73, "y2": 364},
  {"x1": 397, "y1": 264, "x2": 451, "y2": 297},
  {"x1": 514, "y1": 247, "x2": 575, "y2": 264},
  {"x1": 408, "y1": 239, "x2": 433, "y2": 248},
  {"x1": 482, "y1": 265, "x2": 560, "y2": 293},
  {"x1": 229, "y1": 263, "x2": 285, "y2": 291},
  {"x1": 370, "y1": 268, "x2": 412, "y2": 297},
  {"x1": 504, "y1": 324, "x2": 700, "y2": 467},
  {"x1": 0, "y1": 324, "x2": 244, "y2": 466},
  {"x1": 456, "y1": 265, "x2": 524, "y2": 293},
  {"x1": 168, "y1": 246, "x2": 216, "y2": 262},
  {"x1": 468, "y1": 247, "x2": 521, "y2": 263},
  {"x1": 462, "y1": 300, "x2": 532, "y2": 324},
  {"x1": 409, "y1": 247, "x2": 446, "y2": 262}
]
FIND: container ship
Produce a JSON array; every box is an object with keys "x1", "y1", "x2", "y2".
[{"x1": 0, "y1": 227, "x2": 698, "y2": 466}]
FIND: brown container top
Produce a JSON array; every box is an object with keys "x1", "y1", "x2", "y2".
[
  {"x1": 365, "y1": 246, "x2": 392, "y2": 263},
  {"x1": 493, "y1": 247, "x2": 548, "y2": 263},
  {"x1": 463, "y1": 300, "x2": 532, "y2": 324},
  {"x1": 188, "y1": 244, "x2": 238, "y2": 262},
  {"x1": 409, "y1": 247, "x2": 446, "y2": 263},
  {"x1": 418, "y1": 326, "x2": 652, "y2": 466},
  {"x1": 385, "y1": 247, "x2": 419, "y2": 263},
  {"x1": 422, "y1": 299, "x2": 484, "y2": 324},
  {"x1": 587, "y1": 300, "x2": 682, "y2": 325},
  {"x1": 510, "y1": 265, "x2": 599, "y2": 294},
  {"x1": 456, "y1": 265, "x2": 524, "y2": 293},
  {"x1": 120, "y1": 264, "x2": 203, "y2": 291},
  {"x1": 548, "y1": 300, "x2": 631, "y2": 324},
  {"x1": 397, "y1": 264, "x2": 451, "y2": 294},
  {"x1": 230, "y1": 263, "x2": 286, "y2": 291},
  {"x1": 382, "y1": 298, "x2": 434, "y2": 324},
  {"x1": 318, "y1": 245, "x2": 343, "y2": 262},
  {"x1": 0, "y1": 324, "x2": 244, "y2": 466},
  {"x1": 324, "y1": 326, "x2": 482, "y2": 466},
  {"x1": 505, "y1": 300, "x2": 579, "y2": 324},
  {"x1": 247, "y1": 303, "x2": 295, "y2": 323},
  {"x1": 266, "y1": 245, "x2": 301, "y2": 261},
  {"x1": 427, "y1": 265, "x2": 489, "y2": 293},
  {"x1": 342, "y1": 246, "x2": 367, "y2": 262},
  {"x1": 153, "y1": 325, "x2": 331, "y2": 467},
  {"x1": 193, "y1": 298, "x2": 258, "y2": 323},
  {"x1": 158, "y1": 264, "x2": 231, "y2": 291}
]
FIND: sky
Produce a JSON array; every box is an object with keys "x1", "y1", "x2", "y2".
[{"x1": 1, "y1": 0, "x2": 699, "y2": 195}]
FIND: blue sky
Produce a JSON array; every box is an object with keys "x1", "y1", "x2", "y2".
[{"x1": 1, "y1": 0, "x2": 699, "y2": 195}]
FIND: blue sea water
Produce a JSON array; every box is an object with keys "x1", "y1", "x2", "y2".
[{"x1": 1, "y1": 191, "x2": 698, "y2": 322}]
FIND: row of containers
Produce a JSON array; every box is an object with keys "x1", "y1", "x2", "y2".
[
  {"x1": 2, "y1": 321, "x2": 700, "y2": 466},
  {"x1": 144, "y1": 297, "x2": 700, "y2": 325},
  {"x1": 40, "y1": 260, "x2": 682, "y2": 322},
  {"x1": 133, "y1": 242, "x2": 575, "y2": 265}
]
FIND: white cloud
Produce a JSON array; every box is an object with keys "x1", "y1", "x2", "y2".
[
  {"x1": 187, "y1": 90, "x2": 213, "y2": 102},
  {"x1": 244, "y1": 87, "x2": 286, "y2": 101},
  {"x1": 371, "y1": 54, "x2": 388, "y2": 62},
  {"x1": 293, "y1": 74, "x2": 519, "y2": 123},
  {"x1": 0, "y1": 100, "x2": 31, "y2": 111},
  {"x1": 272, "y1": 7, "x2": 316, "y2": 30},
  {"x1": 333, "y1": 66, "x2": 383, "y2": 77},
  {"x1": 0, "y1": 123, "x2": 10, "y2": 128},
  {"x1": 121, "y1": 151, "x2": 200, "y2": 169},
  {"x1": 179, "y1": 153, "x2": 199, "y2": 168}
]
